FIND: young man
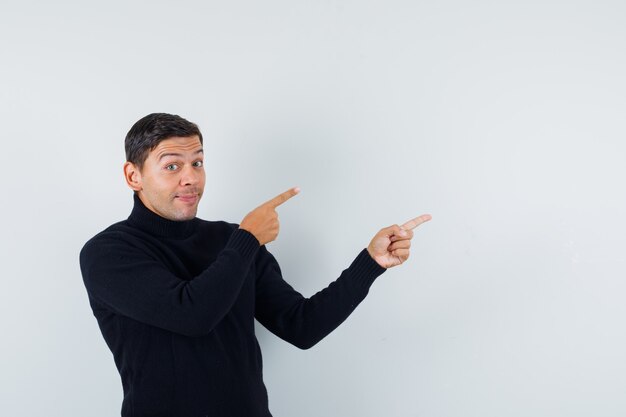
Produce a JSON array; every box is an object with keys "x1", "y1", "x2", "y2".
[{"x1": 79, "y1": 113, "x2": 431, "y2": 417}]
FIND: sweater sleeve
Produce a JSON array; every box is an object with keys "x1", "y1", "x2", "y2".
[
  {"x1": 253, "y1": 246, "x2": 387, "y2": 349},
  {"x1": 79, "y1": 228, "x2": 260, "y2": 337}
]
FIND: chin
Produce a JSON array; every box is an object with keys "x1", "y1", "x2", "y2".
[
  {"x1": 170, "y1": 199, "x2": 200, "y2": 221},
  {"x1": 176, "y1": 210, "x2": 197, "y2": 221},
  {"x1": 161, "y1": 206, "x2": 196, "y2": 221}
]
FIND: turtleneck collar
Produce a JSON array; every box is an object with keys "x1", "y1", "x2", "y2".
[{"x1": 127, "y1": 193, "x2": 198, "y2": 239}]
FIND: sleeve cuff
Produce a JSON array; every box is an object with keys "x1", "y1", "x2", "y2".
[
  {"x1": 348, "y1": 248, "x2": 387, "y2": 291},
  {"x1": 226, "y1": 228, "x2": 261, "y2": 262}
]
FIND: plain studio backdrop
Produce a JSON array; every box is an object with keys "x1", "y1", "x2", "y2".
[{"x1": 1, "y1": 1, "x2": 625, "y2": 416}]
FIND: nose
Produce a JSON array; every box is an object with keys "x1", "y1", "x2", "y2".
[{"x1": 180, "y1": 163, "x2": 202, "y2": 186}]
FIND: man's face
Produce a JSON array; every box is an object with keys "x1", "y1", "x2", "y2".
[{"x1": 125, "y1": 135, "x2": 205, "y2": 221}]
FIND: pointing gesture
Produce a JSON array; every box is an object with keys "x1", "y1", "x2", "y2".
[
  {"x1": 263, "y1": 187, "x2": 301, "y2": 209},
  {"x1": 239, "y1": 187, "x2": 300, "y2": 245},
  {"x1": 399, "y1": 215, "x2": 431, "y2": 232},
  {"x1": 367, "y1": 214, "x2": 432, "y2": 269}
]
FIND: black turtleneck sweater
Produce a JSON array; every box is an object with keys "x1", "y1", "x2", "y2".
[{"x1": 79, "y1": 195, "x2": 386, "y2": 417}]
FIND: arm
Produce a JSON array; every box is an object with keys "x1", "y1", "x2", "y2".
[
  {"x1": 80, "y1": 228, "x2": 260, "y2": 337},
  {"x1": 253, "y1": 214, "x2": 432, "y2": 349},
  {"x1": 254, "y1": 246, "x2": 386, "y2": 350},
  {"x1": 80, "y1": 187, "x2": 297, "y2": 337}
]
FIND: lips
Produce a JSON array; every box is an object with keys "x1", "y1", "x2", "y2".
[{"x1": 175, "y1": 194, "x2": 199, "y2": 204}]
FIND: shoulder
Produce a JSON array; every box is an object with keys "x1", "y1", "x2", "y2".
[
  {"x1": 81, "y1": 219, "x2": 134, "y2": 246},
  {"x1": 79, "y1": 220, "x2": 143, "y2": 265}
]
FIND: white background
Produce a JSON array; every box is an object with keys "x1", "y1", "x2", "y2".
[{"x1": 1, "y1": 1, "x2": 625, "y2": 416}]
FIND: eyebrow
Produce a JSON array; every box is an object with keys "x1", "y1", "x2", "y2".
[{"x1": 158, "y1": 149, "x2": 204, "y2": 161}]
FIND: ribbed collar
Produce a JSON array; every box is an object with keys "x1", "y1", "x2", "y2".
[{"x1": 127, "y1": 193, "x2": 198, "y2": 239}]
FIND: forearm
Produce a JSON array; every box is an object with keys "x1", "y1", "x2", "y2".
[
  {"x1": 81, "y1": 228, "x2": 260, "y2": 337},
  {"x1": 255, "y1": 248, "x2": 386, "y2": 349}
]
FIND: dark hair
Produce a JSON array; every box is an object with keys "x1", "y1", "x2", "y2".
[{"x1": 125, "y1": 113, "x2": 203, "y2": 169}]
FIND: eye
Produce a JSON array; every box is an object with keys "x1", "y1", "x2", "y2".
[
  {"x1": 165, "y1": 164, "x2": 179, "y2": 171},
  {"x1": 193, "y1": 160, "x2": 204, "y2": 168}
]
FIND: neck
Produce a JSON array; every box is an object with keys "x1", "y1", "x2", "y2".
[{"x1": 127, "y1": 193, "x2": 197, "y2": 238}]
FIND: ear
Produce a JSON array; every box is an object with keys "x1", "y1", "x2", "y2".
[{"x1": 123, "y1": 161, "x2": 143, "y2": 192}]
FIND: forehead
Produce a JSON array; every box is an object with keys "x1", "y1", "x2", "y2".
[{"x1": 150, "y1": 135, "x2": 203, "y2": 158}]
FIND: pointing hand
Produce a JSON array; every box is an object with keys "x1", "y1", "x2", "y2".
[
  {"x1": 239, "y1": 187, "x2": 300, "y2": 245},
  {"x1": 367, "y1": 214, "x2": 432, "y2": 269}
]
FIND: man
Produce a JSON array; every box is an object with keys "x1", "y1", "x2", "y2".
[{"x1": 80, "y1": 113, "x2": 431, "y2": 417}]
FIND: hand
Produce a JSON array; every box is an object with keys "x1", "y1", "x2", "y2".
[
  {"x1": 367, "y1": 214, "x2": 432, "y2": 269},
  {"x1": 239, "y1": 187, "x2": 300, "y2": 245}
]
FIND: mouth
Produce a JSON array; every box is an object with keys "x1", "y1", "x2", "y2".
[{"x1": 175, "y1": 194, "x2": 199, "y2": 204}]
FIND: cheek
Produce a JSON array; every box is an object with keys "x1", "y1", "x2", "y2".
[
  {"x1": 197, "y1": 171, "x2": 207, "y2": 187},
  {"x1": 146, "y1": 172, "x2": 178, "y2": 193}
]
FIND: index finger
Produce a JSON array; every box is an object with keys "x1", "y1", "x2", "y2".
[
  {"x1": 401, "y1": 214, "x2": 432, "y2": 231},
  {"x1": 263, "y1": 187, "x2": 301, "y2": 209}
]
